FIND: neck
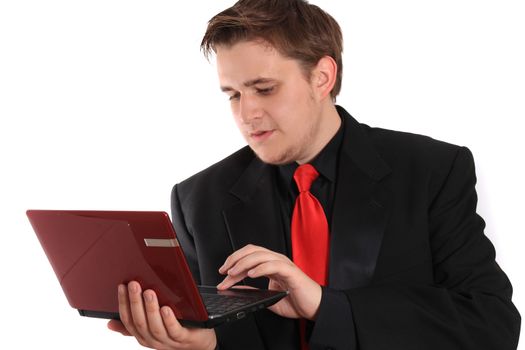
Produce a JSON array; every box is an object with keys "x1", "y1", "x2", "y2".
[{"x1": 296, "y1": 103, "x2": 341, "y2": 164}]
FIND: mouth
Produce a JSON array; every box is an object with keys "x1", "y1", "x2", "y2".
[{"x1": 249, "y1": 130, "x2": 274, "y2": 142}]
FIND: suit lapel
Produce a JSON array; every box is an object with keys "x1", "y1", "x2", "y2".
[
  {"x1": 329, "y1": 106, "x2": 392, "y2": 289},
  {"x1": 222, "y1": 155, "x2": 298, "y2": 350},
  {"x1": 222, "y1": 157, "x2": 287, "y2": 289}
]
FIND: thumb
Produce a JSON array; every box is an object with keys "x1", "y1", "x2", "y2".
[
  {"x1": 107, "y1": 319, "x2": 132, "y2": 336},
  {"x1": 230, "y1": 285, "x2": 258, "y2": 290}
]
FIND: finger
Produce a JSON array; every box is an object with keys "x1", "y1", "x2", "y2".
[
  {"x1": 127, "y1": 281, "x2": 151, "y2": 340},
  {"x1": 160, "y1": 306, "x2": 186, "y2": 342},
  {"x1": 217, "y1": 251, "x2": 286, "y2": 289},
  {"x1": 143, "y1": 289, "x2": 170, "y2": 342},
  {"x1": 246, "y1": 260, "x2": 296, "y2": 281},
  {"x1": 118, "y1": 283, "x2": 140, "y2": 337},
  {"x1": 107, "y1": 319, "x2": 132, "y2": 336},
  {"x1": 230, "y1": 285, "x2": 258, "y2": 290},
  {"x1": 226, "y1": 250, "x2": 289, "y2": 277},
  {"x1": 219, "y1": 244, "x2": 269, "y2": 274},
  {"x1": 217, "y1": 272, "x2": 248, "y2": 290},
  {"x1": 268, "y1": 279, "x2": 287, "y2": 292},
  {"x1": 217, "y1": 251, "x2": 278, "y2": 290}
]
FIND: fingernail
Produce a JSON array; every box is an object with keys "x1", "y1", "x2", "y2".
[
  {"x1": 129, "y1": 282, "x2": 138, "y2": 293},
  {"x1": 162, "y1": 307, "x2": 171, "y2": 317},
  {"x1": 118, "y1": 284, "x2": 125, "y2": 294},
  {"x1": 228, "y1": 267, "x2": 237, "y2": 275},
  {"x1": 144, "y1": 292, "x2": 153, "y2": 303}
]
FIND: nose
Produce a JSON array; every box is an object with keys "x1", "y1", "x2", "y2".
[{"x1": 238, "y1": 95, "x2": 262, "y2": 124}]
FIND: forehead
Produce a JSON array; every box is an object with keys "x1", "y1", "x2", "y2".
[{"x1": 215, "y1": 40, "x2": 303, "y2": 87}]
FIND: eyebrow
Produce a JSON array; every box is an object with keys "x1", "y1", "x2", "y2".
[{"x1": 220, "y1": 78, "x2": 277, "y2": 92}]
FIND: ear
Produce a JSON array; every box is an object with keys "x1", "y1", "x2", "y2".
[{"x1": 312, "y1": 56, "x2": 337, "y2": 101}]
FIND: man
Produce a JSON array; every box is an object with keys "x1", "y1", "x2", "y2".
[{"x1": 108, "y1": 0, "x2": 521, "y2": 349}]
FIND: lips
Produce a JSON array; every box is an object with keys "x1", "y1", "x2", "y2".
[
  {"x1": 249, "y1": 130, "x2": 274, "y2": 142},
  {"x1": 251, "y1": 130, "x2": 267, "y2": 137}
]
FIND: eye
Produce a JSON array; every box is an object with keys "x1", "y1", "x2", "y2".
[
  {"x1": 256, "y1": 86, "x2": 274, "y2": 95},
  {"x1": 229, "y1": 92, "x2": 240, "y2": 101}
]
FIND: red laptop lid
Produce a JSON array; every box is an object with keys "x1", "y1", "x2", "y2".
[{"x1": 27, "y1": 210, "x2": 208, "y2": 322}]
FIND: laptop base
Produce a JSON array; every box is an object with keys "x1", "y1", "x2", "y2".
[
  {"x1": 78, "y1": 287, "x2": 287, "y2": 328},
  {"x1": 78, "y1": 309, "x2": 240, "y2": 328}
]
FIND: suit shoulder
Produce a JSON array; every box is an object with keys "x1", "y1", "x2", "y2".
[
  {"x1": 360, "y1": 124, "x2": 476, "y2": 202},
  {"x1": 361, "y1": 124, "x2": 465, "y2": 168},
  {"x1": 174, "y1": 145, "x2": 255, "y2": 201}
]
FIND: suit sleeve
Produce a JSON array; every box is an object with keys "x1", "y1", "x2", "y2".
[
  {"x1": 308, "y1": 147, "x2": 521, "y2": 350},
  {"x1": 171, "y1": 184, "x2": 201, "y2": 284},
  {"x1": 171, "y1": 184, "x2": 223, "y2": 350}
]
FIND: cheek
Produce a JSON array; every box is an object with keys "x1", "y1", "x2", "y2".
[
  {"x1": 266, "y1": 98, "x2": 298, "y2": 132},
  {"x1": 273, "y1": 98, "x2": 310, "y2": 132},
  {"x1": 275, "y1": 85, "x2": 314, "y2": 118}
]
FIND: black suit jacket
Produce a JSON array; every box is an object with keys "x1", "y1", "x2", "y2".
[{"x1": 171, "y1": 106, "x2": 520, "y2": 350}]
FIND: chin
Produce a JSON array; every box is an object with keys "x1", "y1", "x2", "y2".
[{"x1": 252, "y1": 148, "x2": 295, "y2": 166}]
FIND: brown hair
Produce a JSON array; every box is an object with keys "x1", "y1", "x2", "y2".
[{"x1": 201, "y1": 0, "x2": 343, "y2": 100}]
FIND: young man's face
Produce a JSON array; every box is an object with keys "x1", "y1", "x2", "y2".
[{"x1": 216, "y1": 40, "x2": 328, "y2": 165}]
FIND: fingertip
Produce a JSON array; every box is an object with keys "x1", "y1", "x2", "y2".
[
  {"x1": 216, "y1": 279, "x2": 230, "y2": 290},
  {"x1": 143, "y1": 289, "x2": 155, "y2": 303},
  {"x1": 161, "y1": 306, "x2": 180, "y2": 328},
  {"x1": 161, "y1": 306, "x2": 184, "y2": 340},
  {"x1": 128, "y1": 280, "x2": 141, "y2": 293},
  {"x1": 118, "y1": 284, "x2": 126, "y2": 294},
  {"x1": 161, "y1": 306, "x2": 172, "y2": 317}
]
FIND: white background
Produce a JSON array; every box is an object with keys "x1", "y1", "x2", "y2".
[{"x1": 1, "y1": 0, "x2": 523, "y2": 348}]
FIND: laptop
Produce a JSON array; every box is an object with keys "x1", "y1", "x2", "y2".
[{"x1": 27, "y1": 210, "x2": 287, "y2": 328}]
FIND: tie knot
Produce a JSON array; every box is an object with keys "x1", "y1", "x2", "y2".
[{"x1": 293, "y1": 164, "x2": 319, "y2": 193}]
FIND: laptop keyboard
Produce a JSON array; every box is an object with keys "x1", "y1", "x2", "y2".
[{"x1": 200, "y1": 293, "x2": 259, "y2": 315}]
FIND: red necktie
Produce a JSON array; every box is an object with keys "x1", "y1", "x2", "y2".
[{"x1": 291, "y1": 164, "x2": 330, "y2": 349}]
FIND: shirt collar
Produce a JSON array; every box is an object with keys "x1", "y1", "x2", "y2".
[{"x1": 278, "y1": 112, "x2": 345, "y2": 187}]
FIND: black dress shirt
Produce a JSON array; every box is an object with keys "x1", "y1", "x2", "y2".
[{"x1": 275, "y1": 116, "x2": 345, "y2": 258}]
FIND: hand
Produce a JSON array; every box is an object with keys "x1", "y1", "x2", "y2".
[
  {"x1": 217, "y1": 244, "x2": 322, "y2": 320},
  {"x1": 107, "y1": 281, "x2": 216, "y2": 350}
]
